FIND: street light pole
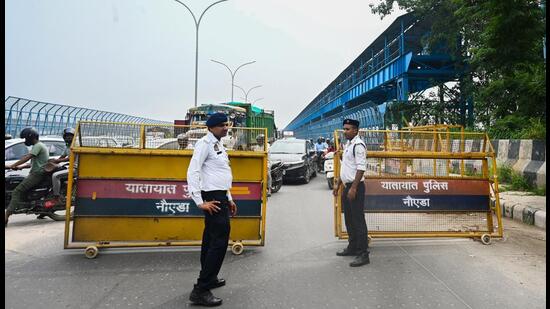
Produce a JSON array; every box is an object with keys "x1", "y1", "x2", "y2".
[
  {"x1": 251, "y1": 97, "x2": 264, "y2": 104},
  {"x1": 234, "y1": 84, "x2": 262, "y2": 103},
  {"x1": 173, "y1": 0, "x2": 229, "y2": 107},
  {"x1": 211, "y1": 59, "x2": 256, "y2": 102}
]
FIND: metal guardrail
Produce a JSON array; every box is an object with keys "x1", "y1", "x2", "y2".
[
  {"x1": 332, "y1": 127, "x2": 503, "y2": 244},
  {"x1": 65, "y1": 121, "x2": 269, "y2": 257},
  {"x1": 4, "y1": 96, "x2": 171, "y2": 138},
  {"x1": 74, "y1": 121, "x2": 269, "y2": 151}
]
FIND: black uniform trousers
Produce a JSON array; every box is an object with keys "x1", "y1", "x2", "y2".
[
  {"x1": 196, "y1": 190, "x2": 231, "y2": 292},
  {"x1": 342, "y1": 182, "x2": 369, "y2": 253}
]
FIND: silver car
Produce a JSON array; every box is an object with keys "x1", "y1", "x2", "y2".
[{"x1": 5, "y1": 137, "x2": 67, "y2": 177}]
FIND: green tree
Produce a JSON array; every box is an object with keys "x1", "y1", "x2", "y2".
[{"x1": 370, "y1": 0, "x2": 546, "y2": 137}]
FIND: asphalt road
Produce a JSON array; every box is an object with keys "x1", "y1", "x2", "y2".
[{"x1": 5, "y1": 175, "x2": 546, "y2": 309}]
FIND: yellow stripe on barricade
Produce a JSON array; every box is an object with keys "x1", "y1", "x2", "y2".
[
  {"x1": 73, "y1": 217, "x2": 261, "y2": 242},
  {"x1": 230, "y1": 187, "x2": 251, "y2": 195},
  {"x1": 77, "y1": 153, "x2": 263, "y2": 181}
]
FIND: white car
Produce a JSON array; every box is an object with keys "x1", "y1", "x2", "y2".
[
  {"x1": 76, "y1": 136, "x2": 123, "y2": 148},
  {"x1": 5, "y1": 137, "x2": 67, "y2": 177}
]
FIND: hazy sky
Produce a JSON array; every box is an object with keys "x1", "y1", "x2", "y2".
[{"x1": 6, "y1": 0, "x2": 405, "y2": 128}]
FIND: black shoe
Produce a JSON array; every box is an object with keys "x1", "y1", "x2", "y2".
[
  {"x1": 189, "y1": 289, "x2": 222, "y2": 307},
  {"x1": 349, "y1": 252, "x2": 370, "y2": 267},
  {"x1": 208, "y1": 278, "x2": 226, "y2": 289},
  {"x1": 336, "y1": 248, "x2": 358, "y2": 256}
]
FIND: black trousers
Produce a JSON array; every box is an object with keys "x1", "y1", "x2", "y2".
[
  {"x1": 342, "y1": 182, "x2": 369, "y2": 253},
  {"x1": 196, "y1": 190, "x2": 231, "y2": 291}
]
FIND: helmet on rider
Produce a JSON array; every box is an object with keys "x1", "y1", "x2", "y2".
[
  {"x1": 256, "y1": 134, "x2": 265, "y2": 142},
  {"x1": 62, "y1": 127, "x2": 75, "y2": 145},
  {"x1": 177, "y1": 133, "x2": 189, "y2": 148},
  {"x1": 19, "y1": 127, "x2": 39, "y2": 146}
]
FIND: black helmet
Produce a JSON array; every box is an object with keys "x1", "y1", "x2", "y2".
[
  {"x1": 20, "y1": 127, "x2": 39, "y2": 146},
  {"x1": 63, "y1": 127, "x2": 75, "y2": 136},
  {"x1": 20, "y1": 127, "x2": 39, "y2": 140}
]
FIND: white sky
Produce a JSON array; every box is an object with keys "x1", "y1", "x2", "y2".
[{"x1": 5, "y1": 0, "x2": 406, "y2": 128}]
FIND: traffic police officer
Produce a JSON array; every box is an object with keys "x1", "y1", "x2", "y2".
[
  {"x1": 333, "y1": 118, "x2": 370, "y2": 267},
  {"x1": 187, "y1": 112, "x2": 237, "y2": 307}
]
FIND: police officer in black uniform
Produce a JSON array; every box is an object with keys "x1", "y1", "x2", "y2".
[
  {"x1": 333, "y1": 118, "x2": 370, "y2": 267},
  {"x1": 187, "y1": 113, "x2": 237, "y2": 307}
]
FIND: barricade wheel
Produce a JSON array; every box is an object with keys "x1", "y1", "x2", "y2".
[
  {"x1": 480, "y1": 234, "x2": 491, "y2": 245},
  {"x1": 85, "y1": 246, "x2": 99, "y2": 259},
  {"x1": 231, "y1": 242, "x2": 244, "y2": 255}
]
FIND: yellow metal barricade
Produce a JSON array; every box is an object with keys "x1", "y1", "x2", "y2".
[
  {"x1": 333, "y1": 126, "x2": 503, "y2": 245},
  {"x1": 64, "y1": 121, "x2": 269, "y2": 258}
]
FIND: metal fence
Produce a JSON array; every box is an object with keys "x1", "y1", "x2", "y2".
[
  {"x1": 75, "y1": 121, "x2": 269, "y2": 152},
  {"x1": 333, "y1": 127, "x2": 503, "y2": 244},
  {"x1": 4, "y1": 96, "x2": 171, "y2": 138},
  {"x1": 65, "y1": 121, "x2": 269, "y2": 257}
]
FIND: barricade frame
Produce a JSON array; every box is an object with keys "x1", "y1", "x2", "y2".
[
  {"x1": 63, "y1": 121, "x2": 269, "y2": 257},
  {"x1": 332, "y1": 126, "x2": 503, "y2": 243}
]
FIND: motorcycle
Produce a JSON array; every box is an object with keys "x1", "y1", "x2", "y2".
[
  {"x1": 5, "y1": 164, "x2": 75, "y2": 221},
  {"x1": 269, "y1": 160, "x2": 286, "y2": 194},
  {"x1": 324, "y1": 151, "x2": 335, "y2": 190},
  {"x1": 316, "y1": 152, "x2": 325, "y2": 173}
]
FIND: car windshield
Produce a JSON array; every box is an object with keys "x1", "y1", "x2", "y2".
[{"x1": 269, "y1": 140, "x2": 304, "y2": 154}]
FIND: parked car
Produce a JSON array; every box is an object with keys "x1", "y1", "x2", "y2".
[
  {"x1": 268, "y1": 137, "x2": 317, "y2": 183},
  {"x1": 112, "y1": 135, "x2": 137, "y2": 147},
  {"x1": 150, "y1": 138, "x2": 179, "y2": 149},
  {"x1": 5, "y1": 137, "x2": 66, "y2": 177},
  {"x1": 77, "y1": 136, "x2": 122, "y2": 148}
]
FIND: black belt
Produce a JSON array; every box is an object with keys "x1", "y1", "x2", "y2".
[{"x1": 201, "y1": 190, "x2": 227, "y2": 194}]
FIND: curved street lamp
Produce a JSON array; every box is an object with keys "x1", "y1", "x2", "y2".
[
  {"x1": 233, "y1": 84, "x2": 262, "y2": 103},
  {"x1": 172, "y1": 0, "x2": 229, "y2": 107},
  {"x1": 211, "y1": 59, "x2": 256, "y2": 102},
  {"x1": 251, "y1": 97, "x2": 264, "y2": 104}
]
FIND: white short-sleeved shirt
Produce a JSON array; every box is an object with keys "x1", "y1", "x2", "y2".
[
  {"x1": 187, "y1": 132, "x2": 233, "y2": 206},
  {"x1": 339, "y1": 135, "x2": 367, "y2": 184}
]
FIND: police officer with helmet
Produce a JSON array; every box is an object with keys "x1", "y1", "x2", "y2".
[
  {"x1": 333, "y1": 118, "x2": 370, "y2": 267},
  {"x1": 5, "y1": 127, "x2": 50, "y2": 226},
  {"x1": 187, "y1": 112, "x2": 237, "y2": 307}
]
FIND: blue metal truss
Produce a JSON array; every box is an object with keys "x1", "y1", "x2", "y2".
[
  {"x1": 284, "y1": 12, "x2": 463, "y2": 140},
  {"x1": 4, "y1": 96, "x2": 171, "y2": 137}
]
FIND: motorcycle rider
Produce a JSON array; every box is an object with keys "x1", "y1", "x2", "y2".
[
  {"x1": 5, "y1": 127, "x2": 50, "y2": 227},
  {"x1": 326, "y1": 138, "x2": 336, "y2": 153},
  {"x1": 314, "y1": 137, "x2": 328, "y2": 172},
  {"x1": 177, "y1": 133, "x2": 194, "y2": 150},
  {"x1": 252, "y1": 134, "x2": 272, "y2": 196},
  {"x1": 47, "y1": 127, "x2": 76, "y2": 204}
]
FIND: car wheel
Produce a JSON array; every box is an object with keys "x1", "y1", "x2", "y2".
[{"x1": 327, "y1": 178, "x2": 334, "y2": 190}]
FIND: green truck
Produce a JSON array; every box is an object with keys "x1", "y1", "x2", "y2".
[
  {"x1": 178, "y1": 102, "x2": 277, "y2": 144},
  {"x1": 223, "y1": 102, "x2": 276, "y2": 141}
]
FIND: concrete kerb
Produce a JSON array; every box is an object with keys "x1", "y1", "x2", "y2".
[
  {"x1": 534, "y1": 210, "x2": 546, "y2": 229},
  {"x1": 497, "y1": 197, "x2": 546, "y2": 230}
]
